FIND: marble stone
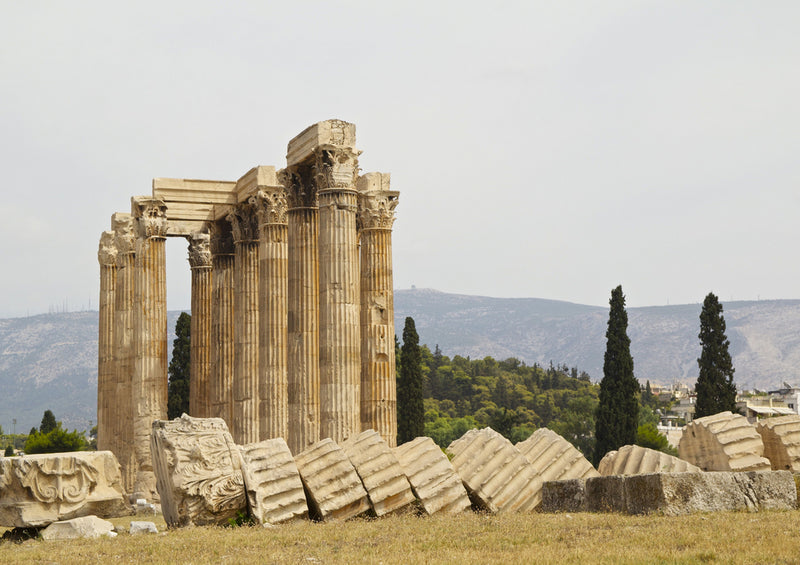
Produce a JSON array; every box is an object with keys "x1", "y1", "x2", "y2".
[
  {"x1": 678, "y1": 412, "x2": 771, "y2": 472},
  {"x1": 598, "y1": 444, "x2": 702, "y2": 475}
]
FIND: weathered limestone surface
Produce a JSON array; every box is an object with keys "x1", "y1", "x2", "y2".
[
  {"x1": 188, "y1": 232, "x2": 212, "y2": 417},
  {"x1": 239, "y1": 438, "x2": 308, "y2": 525},
  {"x1": 130, "y1": 520, "x2": 158, "y2": 534},
  {"x1": 516, "y1": 428, "x2": 599, "y2": 483},
  {"x1": 342, "y1": 430, "x2": 415, "y2": 516},
  {"x1": 598, "y1": 444, "x2": 702, "y2": 476},
  {"x1": 151, "y1": 415, "x2": 246, "y2": 527},
  {"x1": 540, "y1": 479, "x2": 588, "y2": 513},
  {"x1": 756, "y1": 414, "x2": 800, "y2": 471},
  {"x1": 293, "y1": 438, "x2": 370, "y2": 521},
  {"x1": 447, "y1": 427, "x2": 542, "y2": 513},
  {"x1": 358, "y1": 173, "x2": 399, "y2": 446},
  {"x1": 210, "y1": 221, "x2": 235, "y2": 425},
  {"x1": 585, "y1": 474, "x2": 628, "y2": 513},
  {"x1": 394, "y1": 436, "x2": 470, "y2": 515},
  {"x1": 678, "y1": 412, "x2": 771, "y2": 471},
  {"x1": 0, "y1": 451, "x2": 129, "y2": 527},
  {"x1": 97, "y1": 231, "x2": 117, "y2": 454},
  {"x1": 40, "y1": 515, "x2": 116, "y2": 541}
]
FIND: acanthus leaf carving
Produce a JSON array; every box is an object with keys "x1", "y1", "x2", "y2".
[
  {"x1": 315, "y1": 146, "x2": 360, "y2": 191},
  {"x1": 283, "y1": 165, "x2": 319, "y2": 209},
  {"x1": 14, "y1": 457, "x2": 99, "y2": 505},
  {"x1": 358, "y1": 191, "x2": 399, "y2": 230},
  {"x1": 226, "y1": 201, "x2": 260, "y2": 243},
  {"x1": 256, "y1": 188, "x2": 288, "y2": 225},
  {"x1": 134, "y1": 198, "x2": 168, "y2": 239},
  {"x1": 188, "y1": 232, "x2": 212, "y2": 269}
]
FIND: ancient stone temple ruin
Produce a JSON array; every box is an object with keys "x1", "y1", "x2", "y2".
[{"x1": 97, "y1": 120, "x2": 399, "y2": 500}]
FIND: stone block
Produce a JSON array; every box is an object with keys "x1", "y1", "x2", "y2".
[
  {"x1": 447, "y1": 427, "x2": 542, "y2": 513},
  {"x1": 287, "y1": 120, "x2": 356, "y2": 166},
  {"x1": 341, "y1": 430, "x2": 415, "y2": 516},
  {"x1": 585, "y1": 475, "x2": 628, "y2": 513},
  {"x1": 540, "y1": 479, "x2": 587, "y2": 513},
  {"x1": 756, "y1": 415, "x2": 800, "y2": 471},
  {"x1": 239, "y1": 438, "x2": 308, "y2": 525},
  {"x1": 679, "y1": 412, "x2": 771, "y2": 471},
  {"x1": 516, "y1": 428, "x2": 599, "y2": 482},
  {"x1": 129, "y1": 520, "x2": 158, "y2": 534},
  {"x1": 394, "y1": 437, "x2": 471, "y2": 515},
  {"x1": 40, "y1": 515, "x2": 116, "y2": 540},
  {"x1": 150, "y1": 415, "x2": 246, "y2": 528},
  {"x1": 0, "y1": 451, "x2": 130, "y2": 528},
  {"x1": 294, "y1": 438, "x2": 370, "y2": 521},
  {"x1": 598, "y1": 445, "x2": 702, "y2": 475}
]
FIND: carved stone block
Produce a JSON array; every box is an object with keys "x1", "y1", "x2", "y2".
[
  {"x1": 678, "y1": 412, "x2": 771, "y2": 471},
  {"x1": 0, "y1": 451, "x2": 130, "y2": 528},
  {"x1": 516, "y1": 428, "x2": 599, "y2": 482},
  {"x1": 447, "y1": 427, "x2": 542, "y2": 513},
  {"x1": 287, "y1": 120, "x2": 357, "y2": 166},
  {"x1": 293, "y1": 438, "x2": 370, "y2": 521},
  {"x1": 585, "y1": 475, "x2": 628, "y2": 513},
  {"x1": 540, "y1": 478, "x2": 587, "y2": 513},
  {"x1": 239, "y1": 438, "x2": 308, "y2": 525},
  {"x1": 341, "y1": 430, "x2": 415, "y2": 516},
  {"x1": 756, "y1": 415, "x2": 800, "y2": 471},
  {"x1": 394, "y1": 436, "x2": 471, "y2": 515},
  {"x1": 598, "y1": 444, "x2": 702, "y2": 475},
  {"x1": 150, "y1": 415, "x2": 246, "y2": 527}
]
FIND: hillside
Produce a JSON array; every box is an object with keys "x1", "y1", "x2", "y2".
[{"x1": 2, "y1": 290, "x2": 800, "y2": 433}]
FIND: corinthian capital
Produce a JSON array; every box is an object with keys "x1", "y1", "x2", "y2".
[
  {"x1": 315, "y1": 146, "x2": 360, "y2": 191},
  {"x1": 256, "y1": 187, "x2": 288, "y2": 226},
  {"x1": 187, "y1": 232, "x2": 212, "y2": 269},
  {"x1": 282, "y1": 165, "x2": 319, "y2": 209},
  {"x1": 132, "y1": 197, "x2": 168, "y2": 238},
  {"x1": 357, "y1": 173, "x2": 399, "y2": 230},
  {"x1": 98, "y1": 231, "x2": 118, "y2": 266},
  {"x1": 209, "y1": 220, "x2": 234, "y2": 256},
  {"x1": 112, "y1": 213, "x2": 136, "y2": 255},
  {"x1": 226, "y1": 200, "x2": 259, "y2": 243}
]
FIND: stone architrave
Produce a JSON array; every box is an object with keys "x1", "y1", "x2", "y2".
[
  {"x1": 97, "y1": 231, "x2": 117, "y2": 454},
  {"x1": 293, "y1": 438, "x2": 370, "y2": 521},
  {"x1": 598, "y1": 444, "x2": 702, "y2": 476},
  {"x1": 756, "y1": 414, "x2": 800, "y2": 471},
  {"x1": 239, "y1": 438, "x2": 308, "y2": 525},
  {"x1": 227, "y1": 200, "x2": 260, "y2": 445},
  {"x1": 131, "y1": 196, "x2": 169, "y2": 502},
  {"x1": 188, "y1": 232, "x2": 212, "y2": 417},
  {"x1": 515, "y1": 428, "x2": 599, "y2": 483},
  {"x1": 210, "y1": 220, "x2": 235, "y2": 426},
  {"x1": 357, "y1": 173, "x2": 399, "y2": 447},
  {"x1": 150, "y1": 415, "x2": 246, "y2": 527},
  {"x1": 394, "y1": 436, "x2": 471, "y2": 515},
  {"x1": 341, "y1": 430, "x2": 415, "y2": 516},
  {"x1": 112, "y1": 212, "x2": 136, "y2": 493},
  {"x1": 678, "y1": 411, "x2": 771, "y2": 472},
  {"x1": 447, "y1": 427, "x2": 542, "y2": 513},
  {"x1": 0, "y1": 451, "x2": 130, "y2": 528}
]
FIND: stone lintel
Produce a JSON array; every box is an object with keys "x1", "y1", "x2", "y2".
[
  {"x1": 236, "y1": 166, "x2": 281, "y2": 203},
  {"x1": 152, "y1": 178, "x2": 237, "y2": 205},
  {"x1": 164, "y1": 219, "x2": 212, "y2": 237},
  {"x1": 356, "y1": 172, "x2": 392, "y2": 194},
  {"x1": 287, "y1": 119, "x2": 356, "y2": 167}
]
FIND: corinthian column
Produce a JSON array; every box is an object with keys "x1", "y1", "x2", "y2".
[
  {"x1": 188, "y1": 232, "x2": 212, "y2": 417},
  {"x1": 210, "y1": 221, "x2": 235, "y2": 427},
  {"x1": 131, "y1": 197, "x2": 168, "y2": 502},
  {"x1": 256, "y1": 185, "x2": 289, "y2": 440},
  {"x1": 112, "y1": 212, "x2": 136, "y2": 494},
  {"x1": 228, "y1": 200, "x2": 260, "y2": 445},
  {"x1": 357, "y1": 173, "x2": 399, "y2": 446},
  {"x1": 284, "y1": 164, "x2": 320, "y2": 454},
  {"x1": 97, "y1": 231, "x2": 117, "y2": 454},
  {"x1": 317, "y1": 145, "x2": 362, "y2": 443}
]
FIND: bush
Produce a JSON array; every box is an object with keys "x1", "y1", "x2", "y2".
[
  {"x1": 24, "y1": 424, "x2": 87, "y2": 454},
  {"x1": 3, "y1": 445, "x2": 13, "y2": 457}
]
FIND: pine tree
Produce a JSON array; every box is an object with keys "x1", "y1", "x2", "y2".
[
  {"x1": 694, "y1": 292, "x2": 737, "y2": 418},
  {"x1": 40, "y1": 410, "x2": 57, "y2": 434},
  {"x1": 397, "y1": 317, "x2": 424, "y2": 444},
  {"x1": 167, "y1": 312, "x2": 191, "y2": 419},
  {"x1": 594, "y1": 285, "x2": 638, "y2": 466}
]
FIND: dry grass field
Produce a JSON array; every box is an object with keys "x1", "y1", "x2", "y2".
[{"x1": 2, "y1": 510, "x2": 800, "y2": 564}]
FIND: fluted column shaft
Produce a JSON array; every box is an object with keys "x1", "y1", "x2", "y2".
[
  {"x1": 132, "y1": 198, "x2": 168, "y2": 501},
  {"x1": 319, "y1": 189, "x2": 361, "y2": 442},
  {"x1": 210, "y1": 223, "x2": 235, "y2": 427},
  {"x1": 188, "y1": 233, "x2": 212, "y2": 417},
  {"x1": 257, "y1": 188, "x2": 289, "y2": 440},
  {"x1": 97, "y1": 231, "x2": 117, "y2": 454}
]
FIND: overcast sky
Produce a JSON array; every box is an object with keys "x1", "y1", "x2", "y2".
[{"x1": 1, "y1": 1, "x2": 798, "y2": 317}]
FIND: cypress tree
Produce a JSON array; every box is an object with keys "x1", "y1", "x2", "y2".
[
  {"x1": 397, "y1": 316, "x2": 424, "y2": 444},
  {"x1": 167, "y1": 312, "x2": 191, "y2": 419},
  {"x1": 694, "y1": 292, "x2": 737, "y2": 418},
  {"x1": 40, "y1": 409, "x2": 57, "y2": 434},
  {"x1": 594, "y1": 285, "x2": 638, "y2": 466}
]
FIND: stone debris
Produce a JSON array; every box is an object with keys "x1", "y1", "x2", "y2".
[
  {"x1": 756, "y1": 415, "x2": 800, "y2": 471},
  {"x1": 678, "y1": 412, "x2": 771, "y2": 472},
  {"x1": 341, "y1": 430, "x2": 415, "y2": 516},
  {"x1": 0, "y1": 450, "x2": 130, "y2": 528},
  {"x1": 239, "y1": 438, "x2": 308, "y2": 525},
  {"x1": 294, "y1": 438, "x2": 370, "y2": 521},
  {"x1": 516, "y1": 428, "x2": 599, "y2": 482},
  {"x1": 151, "y1": 415, "x2": 247, "y2": 527},
  {"x1": 394, "y1": 436, "x2": 471, "y2": 515},
  {"x1": 134, "y1": 498, "x2": 159, "y2": 515},
  {"x1": 40, "y1": 515, "x2": 117, "y2": 540},
  {"x1": 447, "y1": 427, "x2": 542, "y2": 513},
  {"x1": 598, "y1": 445, "x2": 702, "y2": 475},
  {"x1": 129, "y1": 520, "x2": 159, "y2": 534}
]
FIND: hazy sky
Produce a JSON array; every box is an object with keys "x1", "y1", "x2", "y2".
[{"x1": 1, "y1": 1, "x2": 798, "y2": 317}]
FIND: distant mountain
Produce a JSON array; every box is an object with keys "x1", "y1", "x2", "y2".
[{"x1": 2, "y1": 290, "x2": 799, "y2": 434}]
